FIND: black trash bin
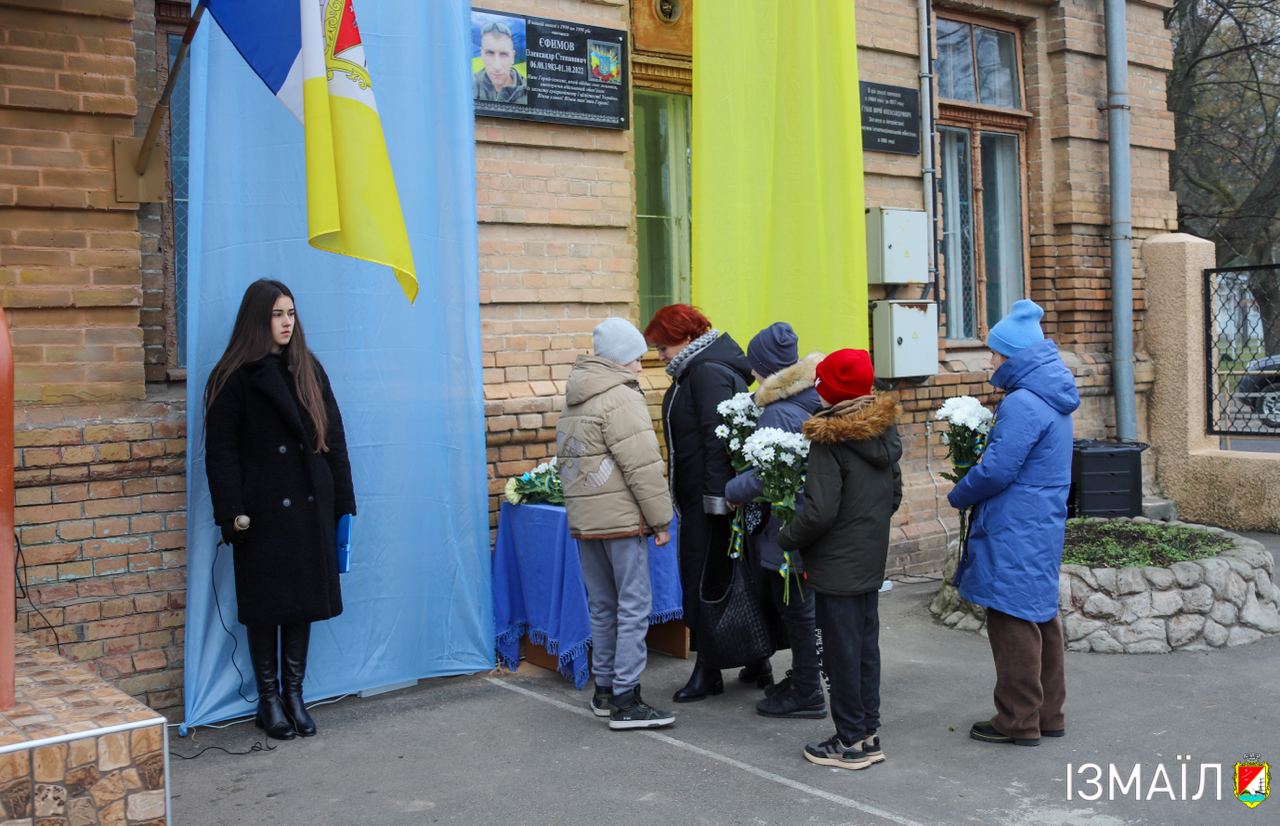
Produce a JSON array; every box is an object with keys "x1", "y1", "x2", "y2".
[{"x1": 1069, "y1": 440, "x2": 1150, "y2": 518}]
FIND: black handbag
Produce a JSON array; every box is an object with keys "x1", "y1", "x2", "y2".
[{"x1": 695, "y1": 542, "x2": 776, "y2": 670}]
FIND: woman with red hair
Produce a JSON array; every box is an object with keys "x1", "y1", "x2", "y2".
[{"x1": 645, "y1": 305, "x2": 755, "y2": 702}]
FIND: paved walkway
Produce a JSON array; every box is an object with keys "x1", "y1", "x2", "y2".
[{"x1": 170, "y1": 535, "x2": 1280, "y2": 825}]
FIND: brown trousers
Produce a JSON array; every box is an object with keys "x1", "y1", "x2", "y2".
[{"x1": 985, "y1": 608, "x2": 1066, "y2": 740}]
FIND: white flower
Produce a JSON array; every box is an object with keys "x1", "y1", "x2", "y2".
[
  {"x1": 937, "y1": 395, "x2": 993, "y2": 433},
  {"x1": 504, "y1": 477, "x2": 522, "y2": 505},
  {"x1": 715, "y1": 424, "x2": 730, "y2": 439}
]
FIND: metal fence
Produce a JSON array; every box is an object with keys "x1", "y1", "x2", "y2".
[{"x1": 1205, "y1": 266, "x2": 1280, "y2": 435}]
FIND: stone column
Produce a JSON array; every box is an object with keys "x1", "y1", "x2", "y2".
[{"x1": 1143, "y1": 233, "x2": 1280, "y2": 531}]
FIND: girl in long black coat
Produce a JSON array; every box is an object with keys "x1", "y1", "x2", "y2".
[{"x1": 204, "y1": 279, "x2": 356, "y2": 740}]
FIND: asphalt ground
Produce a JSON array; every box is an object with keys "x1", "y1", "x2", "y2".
[{"x1": 169, "y1": 534, "x2": 1280, "y2": 825}]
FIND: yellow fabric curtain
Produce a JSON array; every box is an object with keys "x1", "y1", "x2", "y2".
[{"x1": 692, "y1": 0, "x2": 868, "y2": 355}]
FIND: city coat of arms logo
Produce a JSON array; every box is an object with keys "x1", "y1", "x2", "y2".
[
  {"x1": 587, "y1": 39, "x2": 622, "y2": 84},
  {"x1": 1235, "y1": 756, "x2": 1270, "y2": 809}
]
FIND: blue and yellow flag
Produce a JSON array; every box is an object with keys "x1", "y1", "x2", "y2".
[{"x1": 205, "y1": 0, "x2": 418, "y2": 302}]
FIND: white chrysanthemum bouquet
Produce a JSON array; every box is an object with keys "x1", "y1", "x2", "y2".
[
  {"x1": 742, "y1": 427, "x2": 812, "y2": 604},
  {"x1": 504, "y1": 457, "x2": 564, "y2": 506},
  {"x1": 935, "y1": 396, "x2": 995, "y2": 572},
  {"x1": 935, "y1": 396, "x2": 995, "y2": 481},
  {"x1": 715, "y1": 392, "x2": 762, "y2": 472},
  {"x1": 716, "y1": 392, "x2": 762, "y2": 562}
]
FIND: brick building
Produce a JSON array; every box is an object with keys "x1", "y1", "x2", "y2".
[{"x1": 1, "y1": 0, "x2": 1176, "y2": 718}]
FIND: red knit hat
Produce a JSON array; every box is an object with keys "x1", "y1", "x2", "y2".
[{"x1": 814, "y1": 349, "x2": 875, "y2": 404}]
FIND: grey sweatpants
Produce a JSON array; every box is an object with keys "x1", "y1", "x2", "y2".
[{"x1": 578, "y1": 535, "x2": 652, "y2": 692}]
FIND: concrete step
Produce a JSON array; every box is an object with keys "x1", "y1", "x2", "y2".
[{"x1": 1143, "y1": 496, "x2": 1179, "y2": 522}]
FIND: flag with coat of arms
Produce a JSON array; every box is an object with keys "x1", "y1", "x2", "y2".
[{"x1": 203, "y1": 0, "x2": 418, "y2": 302}]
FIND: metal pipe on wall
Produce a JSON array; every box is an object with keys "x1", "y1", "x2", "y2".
[
  {"x1": 1104, "y1": 0, "x2": 1138, "y2": 441},
  {"x1": 918, "y1": 0, "x2": 939, "y2": 300},
  {"x1": 0, "y1": 308, "x2": 13, "y2": 710}
]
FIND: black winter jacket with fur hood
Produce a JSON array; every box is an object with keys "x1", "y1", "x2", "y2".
[{"x1": 777, "y1": 394, "x2": 903, "y2": 596}]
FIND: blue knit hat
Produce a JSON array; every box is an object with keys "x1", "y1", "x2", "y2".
[
  {"x1": 747, "y1": 322, "x2": 800, "y2": 377},
  {"x1": 987, "y1": 299, "x2": 1045, "y2": 357}
]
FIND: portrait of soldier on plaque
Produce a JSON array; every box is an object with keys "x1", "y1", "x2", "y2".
[{"x1": 471, "y1": 12, "x2": 528, "y2": 106}]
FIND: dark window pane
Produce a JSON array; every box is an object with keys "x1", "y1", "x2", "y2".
[
  {"x1": 936, "y1": 19, "x2": 976, "y2": 103},
  {"x1": 975, "y1": 27, "x2": 1020, "y2": 109},
  {"x1": 980, "y1": 132, "x2": 1025, "y2": 329},
  {"x1": 939, "y1": 126, "x2": 977, "y2": 338},
  {"x1": 638, "y1": 217, "x2": 678, "y2": 324}
]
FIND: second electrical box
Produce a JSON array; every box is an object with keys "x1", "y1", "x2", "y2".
[
  {"x1": 866, "y1": 207, "x2": 927, "y2": 284},
  {"x1": 872, "y1": 300, "x2": 938, "y2": 378}
]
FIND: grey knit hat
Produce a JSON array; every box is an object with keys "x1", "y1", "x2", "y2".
[{"x1": 593, "y1": 317, "x2": 648, "y2": 365}]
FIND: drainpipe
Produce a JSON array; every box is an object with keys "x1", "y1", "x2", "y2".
[
  {"x1": 918, "y1": 0, "x2": 939, "y2": 300},
  {"x1": 1105, "y1": 0, "x2": 1138, "y2": 441}
]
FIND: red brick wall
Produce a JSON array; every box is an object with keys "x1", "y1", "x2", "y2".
[
  {"x1": 13, "y1": 399, "x2": 187, "y2": 713},
  {"x1": 0, "y1": 0, "x2": 147, "y2": 404},
  {"x1": 478, "y1": 0, "x2": 635, "y2": 529},
  {"x1": 2, "y1": 0, "x2": 190, "y2": 719}
]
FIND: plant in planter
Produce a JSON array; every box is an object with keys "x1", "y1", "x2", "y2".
[{"x1": 930, "y1": 518, "x2": 1280, "y2": 652}]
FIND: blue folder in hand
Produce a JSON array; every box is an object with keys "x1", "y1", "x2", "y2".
[{"x1": 336, "y1": 514, "x2": 354, "y2": 574}]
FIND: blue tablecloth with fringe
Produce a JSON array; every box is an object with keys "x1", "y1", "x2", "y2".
[{"x1": 492, "y1": 502, "x2": 682, "y2": 689}]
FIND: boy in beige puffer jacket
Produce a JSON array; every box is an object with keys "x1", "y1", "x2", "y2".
[{"x1": 557, "y1": 317, "x2": 675, "y2": 730}]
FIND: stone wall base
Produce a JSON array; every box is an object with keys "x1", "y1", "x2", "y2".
[{"x1": 0, "y1": 635, "x2": 169, "y2": 824}]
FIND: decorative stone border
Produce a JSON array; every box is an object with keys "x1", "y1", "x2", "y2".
[{"x1": 929, "y1": 519, "x2": 1280, "y2": 653}]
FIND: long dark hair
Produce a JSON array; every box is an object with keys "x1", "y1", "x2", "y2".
[{"x1": 203, "y1": 279, "x2": 330, "y2": 452}]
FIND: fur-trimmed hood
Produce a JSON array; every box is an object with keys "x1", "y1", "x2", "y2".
[
  {"x1": 802, "y1": 394, "x2": 902, "y2": 468},
  {"x1": 754, "y1": 352, "x2": 823, "y2": 407}
]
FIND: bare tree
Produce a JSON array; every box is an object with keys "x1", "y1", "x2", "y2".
[{"x1": 1168, "y1": 0, "x2": 1280, "y2": 354}]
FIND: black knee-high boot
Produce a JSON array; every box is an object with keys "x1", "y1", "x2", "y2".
[
  {"x1": 246, "y1": 625, "x2": 294, "y2": 740},
  {"x1": 281, "y1": 621, "x2": 317, "y2": 737}
]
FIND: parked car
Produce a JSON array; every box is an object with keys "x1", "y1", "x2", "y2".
[{"x1": 1235, "y1": 354, "x2": 1280, "y2": 428}]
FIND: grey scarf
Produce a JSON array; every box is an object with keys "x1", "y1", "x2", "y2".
[{"x1": 665, "y1": 329, "x2": 721, "y2": 379}]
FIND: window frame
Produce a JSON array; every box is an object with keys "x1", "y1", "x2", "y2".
[
  {"x1": 934, "y1": 11, "x2": 1032, "y2": 344},
  {"x1": 634, "y1": 89, "x2": 693, "y2": 326},
  {"x1": 632, "y1": 23, "x2": 693, "y2": 364}
]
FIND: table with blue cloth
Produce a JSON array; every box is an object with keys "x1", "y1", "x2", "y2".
[{"x1": 492, "y1": 502, "x2": 684, "y2": 689}]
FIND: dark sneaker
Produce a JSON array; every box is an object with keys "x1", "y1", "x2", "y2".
[
  {"x1": 1042, "y1": 728, "x2": 1066, "y2": 738},
  {"x1": 970, "y1": 721, "x2": 1039, "y2": 747},
  {"x1": 609, "y1": 687, "x2": 675, "y2": 730},
  {"x1": 803, "y1": 735, "x2": 872, "y2": 770},
  {"x1": 862, "y1": 733, "x2": 885, "y2": 764},
  {"x1": 755, "y1": 685, "x2": 826, "y2": 719},
  {"x1": 590, "y1": 685, "x2": 616, "y2": 718},
  {"x1": 763, "y1": 669, "x2": 793, "y2": 699}
]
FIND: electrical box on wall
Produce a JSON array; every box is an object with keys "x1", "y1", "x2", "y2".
[
  {"x1": 866, "y1": 207, "x2": 927, "y2": 284},
  {"x1": 872, "y1": 301, "x2": 938, "y2": 378}
]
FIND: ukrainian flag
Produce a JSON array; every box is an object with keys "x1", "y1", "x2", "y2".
[{"x1": 204, "y1": 0, "x2": 418, "y2": 302}]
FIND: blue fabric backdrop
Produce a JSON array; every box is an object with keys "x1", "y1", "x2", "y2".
[{"x1": 182, "y1": 0, "x2": 490, "y2": 731}]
